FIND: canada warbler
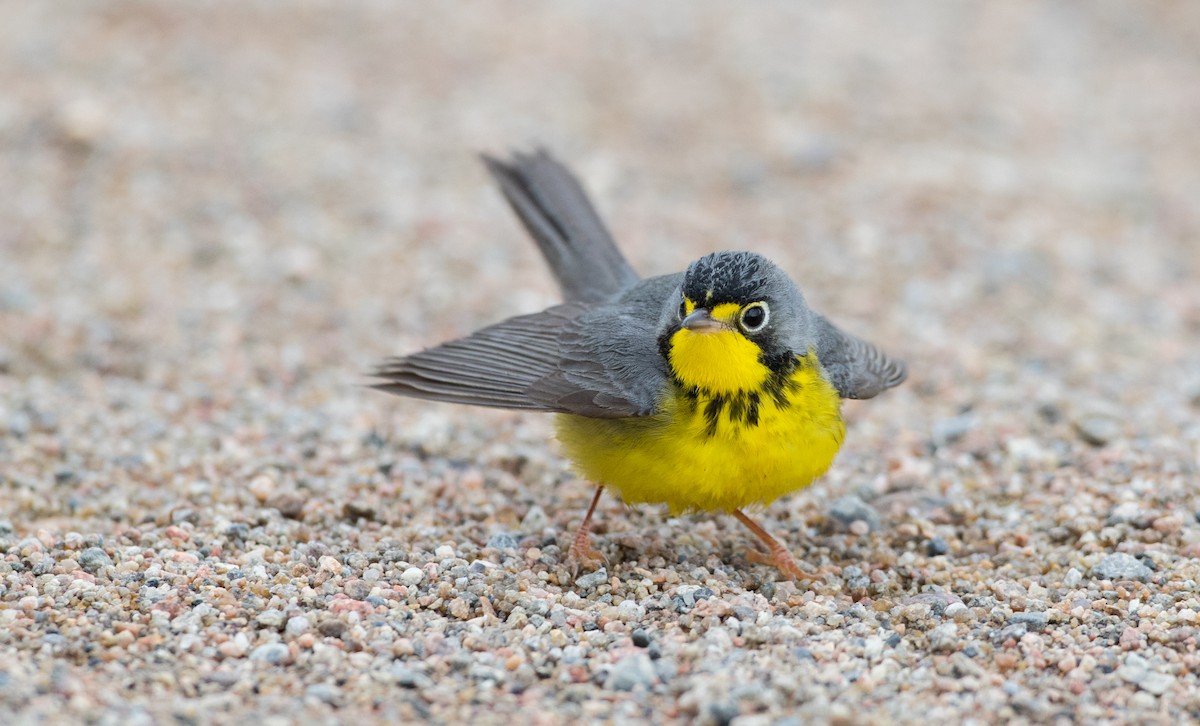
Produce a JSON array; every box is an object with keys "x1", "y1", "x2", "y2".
[{"x1": 373, "y1": 150, "x2": 906, "y2": 579}]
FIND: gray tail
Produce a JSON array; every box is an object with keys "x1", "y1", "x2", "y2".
[{"x1": 482, "y1": 149, "x2": 640, "y2": 303}]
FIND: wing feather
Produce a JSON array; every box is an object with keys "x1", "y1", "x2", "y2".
[
  {"x1": 372, "y1": 305, "x2": 583, "y2": 410},
  {"x1": 372, "y1": 300, "x2": 667, "y2": 417},
  {"x1": 813, "y1": 314, "x2": 907, "y2": 399}
]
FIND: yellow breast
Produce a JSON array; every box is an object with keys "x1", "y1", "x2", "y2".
[{"x1": 555, "y1": 352, "x2": 845, "y2": 514}]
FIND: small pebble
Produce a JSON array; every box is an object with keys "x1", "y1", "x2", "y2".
[
  {"x1": 1092, "y1": 553, "x2": 1152, "y2": 582},
  {"x1": 828, "y1": 495, "x2": 880, "y2": 532},
  {"x1": 255, "y1": 610, "x2": 286, "y2": 630},
  {"x1": 400, "y1": 567, "x2": 424, "y2": 586},
  {"x1": 249, "y1": 643, "x2": 290, "y2": 664},
  {"x1": 78, "y1": 548, "x2": 113, "y2": 573},
  {"x1": 487, "y1": 533, "x2": 519, "y2": 550},
  {"x1": 305, "y1": 683, "x2": 342, "y2": 705},
  {"x1": 928, "y1": 622, "x2": 960, "y2": 652},
  {"x1": 285, "y1": 617, "x2": 310, "y2": 637},
  {"x1": 574, "y1": 568, "x2": 608, "y2": 589},
  {"x1": 391, "y1": 665, "x2": 433, "y2": 690},
  {"x1": 248, "y1": 474, "x2": 277, "y2": 502},
  {"x1": 1073, "y1": 414, "x2": 1121, "y2": 447},
  {"x1": 1009, "y1": 612, "x2": 1049, "y2": 631},
  {"x1": 604, "y1": 654, "x2": 658, "y2": 691},
  {"x1": 931, "y1": 412, "x2": 976, "y2": 447},
  {"x1": 520, "y1": 505, "x2": 549, "y2": 532},
  {"x1": 1118, "y1": 654, "x2": 1177, "y2": 696}
]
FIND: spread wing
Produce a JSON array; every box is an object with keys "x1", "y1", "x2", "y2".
[
  {"x1": 813, "y1": 314, "x2": 908, "y2": 399},
  {"x1": 372, "y1": 302, "x2": 667, "y2": 418}
]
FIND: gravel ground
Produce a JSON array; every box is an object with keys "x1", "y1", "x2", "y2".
[{"x1": 3, "y1": 3, "x2": 1200, "y2": 724}]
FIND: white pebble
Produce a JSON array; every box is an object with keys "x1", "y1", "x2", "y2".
[{"x1": 401, "y1": 567, "x2": 424, "y2": 586}]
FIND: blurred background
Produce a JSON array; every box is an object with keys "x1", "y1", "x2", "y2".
[{"x1": 2, "y1": 2, "x2": 1200, "y2": 722}]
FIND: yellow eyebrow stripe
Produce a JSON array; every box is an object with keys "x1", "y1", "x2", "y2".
[{"x1": 710, "y1": 302, "x2": 741, "y2": 324}]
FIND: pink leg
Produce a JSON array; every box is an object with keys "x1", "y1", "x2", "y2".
[
  {"x1": 732, "y1": 509, "x2": 816, "y2": 581},
  {"x1": 567, "y1": 486, "x2": 607, "y2": 573}
]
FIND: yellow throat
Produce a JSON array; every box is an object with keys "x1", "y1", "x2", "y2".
[{"x1": 555, "y1": 300, "x2": 847, "y2": 514}]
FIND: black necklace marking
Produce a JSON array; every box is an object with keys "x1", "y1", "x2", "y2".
[
  {"x1": 762, "y1": 353, "x2": 803, "y2": 408},
  {"x1": 675, "y1": 357, "x2": 799, "y2": 438},
  {"x1": 659, "y1": 324, "x2": 805, "y2": 437}
]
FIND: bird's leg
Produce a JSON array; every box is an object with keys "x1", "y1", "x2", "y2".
[
  {"x1": 567, "y1": 485, "x2": 607, "y2": 574},
  {"x1": 732, "y1": 509, "x2": 816, "y2": 581}
]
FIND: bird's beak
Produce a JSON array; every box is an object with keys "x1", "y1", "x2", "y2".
[{"x1": 681, "y1": 308, "x2": 727, "y2": 333}]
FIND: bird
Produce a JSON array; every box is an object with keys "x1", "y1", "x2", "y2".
[{"x1": 372, "y1": 149, "x2": 907, "y2": 579}]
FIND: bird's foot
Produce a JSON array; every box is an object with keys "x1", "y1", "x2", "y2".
[
  {"x1": 566, "y1": 485, "x2": 608, "y2": 576},
  {"x1": 567, "y1": 528, "x2": 607, "y2": 576},
  {"x1": 745, "y1": 545, "x2": 817, "y2": 581},
  {"x1": 733, "y1": 509, "x2": 817, "y2": 581}
]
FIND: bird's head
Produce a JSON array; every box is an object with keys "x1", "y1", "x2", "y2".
[{"x1": 657, "y1": 251, "x2": 814, "y2": 395}]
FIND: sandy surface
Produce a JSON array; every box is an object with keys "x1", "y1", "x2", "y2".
[{"x1": 3, "y1": 2, "x2": 1200, "y2": 724}]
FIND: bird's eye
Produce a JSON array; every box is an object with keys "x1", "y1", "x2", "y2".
[
  {"x1": 679, "y1": 298, "x2": 688, "y2": 319},
  {"x1": 740, "y1": 302, "x2": 769, "y2": 331}
]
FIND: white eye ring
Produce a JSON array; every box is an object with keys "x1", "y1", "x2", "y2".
[{"x1": 739, "y1": 302, "x2": 769, "y2": 332}]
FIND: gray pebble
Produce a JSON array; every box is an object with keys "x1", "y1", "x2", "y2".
[
  {"x1": 486, "y1": 533, "x2": 519, "y2": 550},
  {"x1": 992, "y1": 623, "x2": 1028, "y2": 643},
  {"x1": 1074, "y1": 415, "x2": 1121, "y2": 447},
  {"x1": 789, "y1": 136, "x2": 841, "y2": 173},
  {"x1": 1092, "y1": 552, "x2": 1152, "y2": 582},
  {"x1": 574, "y1": 568, "x2": 608, "y2": 589},
  {"x1": 79, "y1": 547, "x2": 113, "y2": 573},
  {"x1": 928, "y1": 622, "x2": 960, "y2": 652},
  {"x1": 6, "y1": 412, "x2": 31, "y2": 437},
  {"x1": 1137, "y1": 672, "x2": 1177, "y2": 696},
  {"x1": 943, "y1": 602, "x2": 968, "y2": 619},
  {"x1": 171, "y1": 508, "x2": 199, "y2": 525},
  {"x1": 1009, "y1": 611, "x2": 1049, "y2": 630},
  {"x1": 304, "y1": 683, "x2": 342, "y2": 705},
  {"x1": 392, "y1": 665, "x2": 433, "y2": 689},
  {"x1": 520, "y1": 505, "x2": 548, "y2": 532},
  {"x1": 604, "y1": 653, "x2": 658, "y2": 691},
  {"x1": 249, "y1": 643, "x2": 290, "y2": 664},
  {"x1": 931, "y1": 412, "x2": 975, "y2": 447},
  {"x1": 345, "y1": 580, "x2": 372, "y2": 600},
  {"x1": 285, "y1": 616, "x2": 310, "y2": 637},
  {"x1": 704, "y1": 700, "x2": 741, "y2": 726},
  {"x1": 828, "y1": 495, "x2": 880, "y2": 532},
  {"x1": 1118, "y1": 654, "x2": 1176, "y2": 695}
]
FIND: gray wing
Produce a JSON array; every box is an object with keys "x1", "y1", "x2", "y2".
[
  {"x1": 483, "y1": 150, "x2": 640, "y2": 304},
  {"x1": 372, "y1": 299, "x2": 668, "y2": 418},
  {"x1": 813, "y1": 315, "x2": 908, "y2": 399}
]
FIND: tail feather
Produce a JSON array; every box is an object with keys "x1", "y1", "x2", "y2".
[{"x1": 482, "y1": 150, "x2": 640, "y2": 303}]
